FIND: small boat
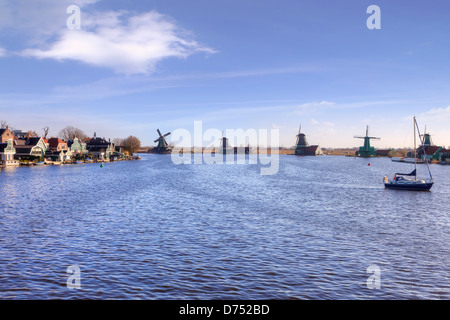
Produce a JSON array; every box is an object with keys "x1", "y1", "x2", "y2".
[
  {"x1": 391, "y1": 157, "x2": 424, "y2": 164},
  {"x1": 74, "y1": 161, "x2": 83, "y2": 164},
  {"x1": 384, "y1": 117, "x2": 433, "y2": 191},
  {"x1": 34, "y1": 161, "x2": 45, "y2": 166}
]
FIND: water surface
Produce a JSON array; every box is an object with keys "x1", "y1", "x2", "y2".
[{"x1": 0, "y1": 155, "x2": 448, "y2": 299}]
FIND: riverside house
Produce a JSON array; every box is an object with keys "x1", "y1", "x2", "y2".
[
  {"x1": 0, "y1": 126, "x2": 14, "y2": 143},
  {"x1": 14, "y1": 137, "x2": 47, "y2": 161},
  {"x1": 46, "y1": 137, "x2": 73, "y2": 162},
  {"x1": 0, "y1": 139, "x2": 19, "y2": 166},
  {"x1": 85, "y1": 133, "x2": 113, "y2": 160},
  {"x1": 68, "y1": 137, "x2": 88, "y2": 156}
]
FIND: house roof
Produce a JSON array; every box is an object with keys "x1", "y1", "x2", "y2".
[
  {"x1": 14, "y1": 145, "x2": 40, "y2": 155},
  {"x1": 14, "y1": 139, "x2": 27, "y2": 146},
  {"x1": 439, "y1": 148, "x2": 450, "y2": 153},
  {"x1": 28, "y1": 137, "x2": 43, "y2": 146},
  {"x1": 417, "y1": 145, "x2": 441, "y2": 155},
  {"x1": 48, "y1": 137, "x2": 66, "y2": 148}
]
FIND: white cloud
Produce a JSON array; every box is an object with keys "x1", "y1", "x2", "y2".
[
  {"x1": 21, "y1": 10, "x2": 216, "y2": 75},
  {"x1": 0, "y1": 47, "x2": 5, "y2": 57},
  {"x1": 416, "y1": 106, "x2": 450, "y2": 123}
]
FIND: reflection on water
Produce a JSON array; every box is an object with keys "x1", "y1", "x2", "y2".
[{"x1": 0, "y1": 155, "x2": 449, "y2": 299}]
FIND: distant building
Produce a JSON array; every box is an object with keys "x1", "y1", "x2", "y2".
[
  {"x1": 375, "y1": 149, "x2": 393, "y2": 157},
  {"x1": 439, "y1": 148, "x2": 450, "y2": 163},
  {"x1": 12, "y1": 130, "x2": 29, "y2": 140},
  {"x1": 0, "y1": 126, "x2": 14, "y2": 143}
]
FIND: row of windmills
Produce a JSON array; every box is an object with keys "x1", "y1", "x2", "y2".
[{"x1": 147, "y1": 125, "x2": 392, "y2": 157}]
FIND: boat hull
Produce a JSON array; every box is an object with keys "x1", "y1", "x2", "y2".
[{"x1": 384, "y1": 182, "x2": 433, "y2": 191}]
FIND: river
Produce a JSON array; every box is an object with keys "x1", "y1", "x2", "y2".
[{"x1": 0, "y1": 154, "x2": 448, "y2": 299}]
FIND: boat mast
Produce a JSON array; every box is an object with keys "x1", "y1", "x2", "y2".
[
  {"x1": 414, "y1": 116, "x2": 417, "y2": 180},
  {"x1": 414, "y1": 117, "x2": 433, "y2": 181}
]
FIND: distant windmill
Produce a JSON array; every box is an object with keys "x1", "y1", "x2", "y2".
[
  {"x1": 295, "y1": 125, "x2": 308, "y2": 147},
  {"x1": 151, "y1": 129, "x2": 172, "y2": 154},
  {"x1": 294, "y1": 124, "x2": 322, "y2": 156},
  {"x1": 354, "y1": 125, "x2": 380, "y2": 157}
]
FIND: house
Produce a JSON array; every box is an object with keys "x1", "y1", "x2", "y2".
[
  {"x1": 416, "y1": 132, "x2": 442, "y2": 161},
  {"x1": 110, "y1": 145, "x2": 125, "y2": 160},
  {"x1": 68, "y1": 137, "x2": 87, "y2": 155},
  {"x1": 14, "y1": 137, "x2": 47, "y2": 161},
  {"x1": 0, "y1": 126, "x2": 15, "y2": 143},
  {"x1": 417, "y1": 145, "x2": 442, "y2": 161},
  {"x1": 85, "y1": 133, "x2": 112, "y2": 160},
  {"x1": 375, "y1": 149, "x2": 393, "y2": 157},
  {"x1": 296, "y1": 145, "x2": 323, "y2": 156},
  {"x1": 48, "y1": 138, "x2": 68, "y2": 152},
  {"x1": 439, "y1": 148, "x2": 450, "y2": 163},
  {"x1": 0, "y1": 139, "x2": 19, "y2": 166}
]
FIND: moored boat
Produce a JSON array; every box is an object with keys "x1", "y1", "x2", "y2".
[{"x1": 384, "y1": 117, "x2": 433, "y2": 191}]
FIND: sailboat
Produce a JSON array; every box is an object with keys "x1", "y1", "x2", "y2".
[{"x1": 384, "y1": 116, "x2": 433, "y2": 191}]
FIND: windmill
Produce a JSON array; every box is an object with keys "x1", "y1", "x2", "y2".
[
  {"x1": 218, "y1": 130, "x2": 233, "y2": 154},
  {"x1": 295, "y1": 125, "x2": 308, "y2": 148},
  {"x1": 354, "y1": 125, "x2": 380, "y2": 157},
  {"x1": 152, "y1": 129, "x2": 172, "y2": 154},
  {"x1": 294, "y1": 125, "x2": 322, "y2": 156}
]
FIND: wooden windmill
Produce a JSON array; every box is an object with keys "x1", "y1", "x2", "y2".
[
  {"x1": 354, "y1": 125, "x2": 380, "y2": 157},
  {"x1": 152, "y1": 129, "x2": 172, "y2": 154}
]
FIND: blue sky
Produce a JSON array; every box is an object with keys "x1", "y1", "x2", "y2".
[{"x1": 0, "y1": 0, "x2": 450, "y2": 148}]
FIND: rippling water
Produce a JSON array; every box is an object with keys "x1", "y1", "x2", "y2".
[{"x1": 0, "y1": 155, "x2": 449, "y2": 299}]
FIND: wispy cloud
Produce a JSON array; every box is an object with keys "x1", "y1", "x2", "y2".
[
  {"x1": 21, "y1": 10, "x2": 216, "y2": 75},
  {"x1": 416, "y1": 106, "x2": 450, "y2": 123}
]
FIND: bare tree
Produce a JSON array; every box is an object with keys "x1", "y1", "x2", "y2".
[
  {"x1": 42, "y1": 126, "x2": 50, "y2": 139},
  {"x1": 1, "y1": 120, "x2": 8, "y2": 129},
  {"x1": 122, "y1": 136, "x2": 141, "y2": 155},
  {"x1": 112, "y1": 138, "x2": 123, "y2": 146},
  {"x1": 58, "y1": 126, "x2": 87, "y2": 141}
]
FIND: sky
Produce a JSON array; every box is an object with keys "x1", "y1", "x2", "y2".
[{"x1": 0, "y1": 0, "x2": 450, "y2": 148}]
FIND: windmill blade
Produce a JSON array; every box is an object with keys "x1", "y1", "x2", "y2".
[
  {"x1": 354, "y1": 136, "x2": 365, "y2": 139},
  {"x1": 163, "y1": 132, "x2": 171, "y2": 138},
  {"x1": 154, "y1": 138, "x2": 160, "y2": 143},
  {"x1": 368, "y1": 137, "x2": 381, "y2": 140},
  {"x1": 157, "y1": 129, "x2": 163, "y2": 138}
]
